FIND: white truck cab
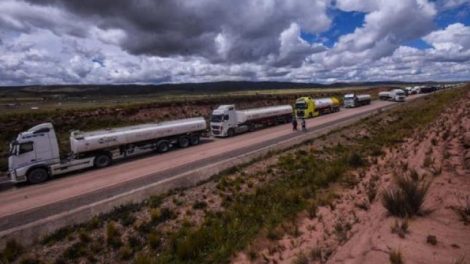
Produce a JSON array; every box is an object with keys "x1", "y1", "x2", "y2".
[
  {"x1": 8, "y1": 123, "x2": 60, "y2": 183},
  {"x1": 391, "y1": 89, "x2": 406, "y2": 102},
  {"x1": 210, "y1": 105, "x2": 241, "y2": 137}
]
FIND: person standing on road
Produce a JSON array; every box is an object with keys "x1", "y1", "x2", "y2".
[
  {"x1": 292, "y1": 116, "x2": 298, "y2": 131},
  {"x1": 301, "y1": 118, "x2": 306, "y2": 132}
]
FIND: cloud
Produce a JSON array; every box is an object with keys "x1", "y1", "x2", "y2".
[
  {"x1": 276, "y1": 23, "x2": 326, "y2": 67},
  {"x1": 24, "y1": 0, "x2": 331, "y2": 63},
  {"x1": 436, "y1": 0, "x2": 470, "y2": 9},
  {"x1": 0, "y1": 0, "x2": 468, "y2": 85},
  {"x1": 322, "y1": 0, "x2": 436, "y2": 67},
  {"x1": 424, "y1": 23, "x2": 470, "y2": 50}
]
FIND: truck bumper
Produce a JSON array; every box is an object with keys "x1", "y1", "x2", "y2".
[{"x1": 8, "y1": 168, "x2": 27, "y2": 183}]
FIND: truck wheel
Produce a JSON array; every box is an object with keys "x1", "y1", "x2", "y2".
[
  {"x1": 157, "y1": 141, "x2": 170, "y2": 153},
  {"x1": 190, "y1": 135, "x2": 200, "y2": 145},
  {"x1": 27, "y1": 167, "x2": 49, "y2": 184},
  {"x1": 178, "y1": 136, "x2": 190, "y2": 148},
  {"x1": 227, "y1": 128, "x2": 235, "y2": 137},
  {"x1": 94, "y1": 154, "x2": 112, "y2": 168}
]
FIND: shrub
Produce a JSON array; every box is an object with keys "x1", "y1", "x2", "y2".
[
  {"x1": 382, "y1": 175, "x2": 430, "y2": 217},
  {"x1": 334, "y1": 219, "x2": 351, "y2": 243},
  {"x1": 150, "y1": 207, "x2": 175, "y2": 224},
  {"x1": 106, "y1": 222, "x2": 122, "y2": 249},
  {"x1": 19, "y1": 256, "x2": 42, "y2": 264},
  {"x1": 128, "y1": 235, "x2": 144, "y2": 252},
  {"x1": 310, "y1": 247, "x2": 322, "y2": 261},
  {"x1": 148, "y1": 231, "x2": 161, "y2": 249},
  {"x1": 148, "y1": 195, "x2": 164, "y2": 208},
  {"x1": 1, "y1": 239, "x2": 24, "y2": 262},
  {"x1": 266, "y1": 228, "x2": 282, "y2": 241},
  {"x1": 293, "y1": 252, "x2": 309, "y2": 264},
  {"x1": 389, "y1": 249, "x2": 404, "y2": 264},
  {"x1": 62, "y1": 242, "x2": 88, "y2": 260},
  {"x1": 247, "y1": 249, "x2": 257, "y2": 260},
  {"x1": 423, "y1": 155, "x2": 433, "y2": 168},
  {"x1": 192, "y1": 201, "x2": 208, "y2": 210},
  {"x1": 118, "y1": 245, "x2": 133, "y2": 260},
  {"x1": 307, "y1": 201, "x2": 318, "y2": 219},
  {"x1": 391, "y1": 219, "x2": 409, "y2": 238},
  {"x1": 41, "y1": 226, "x2": 75, "y2": 245},
  {"x1": 108, "y1": 203, "x2": 140, "y2": 225},
  {"x1": 348, "y1": 152, "x2": 365, "y2": 167},
  {"x1": 78, "y1": 229, "x2": 91, "y2": 243},
  {"x1": 355, "y1": 200, "x2": 370, "y2": 211},
  {"x1": 134, "y1": 253, "x2": 156, "y2": 264},
  {"x1": 426, "y1": 235, "x2": 437, "y2": 245},
  {"x1": 452, "y1": 196, "x2": 470, "y2": 225}
]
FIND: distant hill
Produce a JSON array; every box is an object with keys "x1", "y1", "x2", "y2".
[{"x1": 0, "y1": 80, "x2": 456, "y2": 97}]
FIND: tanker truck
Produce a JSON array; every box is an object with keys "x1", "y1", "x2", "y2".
[
  {"x1": 378, "y1": 89, "x2": 406, "y2": 102},
  {"x1": 294, "y1": 97, "x2": 340, "y2": 118},
  {"x1": 210, "y1": 104, "x2": 292, "y2": 137},
  {"x1": 343, "y1": 93, "x2": 371, "y2": 108},
  {"x1": 8, "y1": 118, "x2": 207, "y2": 184}
]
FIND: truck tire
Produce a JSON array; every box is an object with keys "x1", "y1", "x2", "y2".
[
  {"x1": 27, "y1": 167, "x2": 49, "y2": 184},
  {"x1": 94, "y1": 153, "x2": 112, "y2": 168},
  {"x1": 157, "y1": 141, "x2": 170, "y2": 153},
  {"x1": 190, "y1": 135, "x2": 200, "y2": 145},
  {"x1": 227, "y1": 128, "x2": 235, "y2": 137},
  {"x1": 178, "y1": 136, "x2": 190, "y2": 148}
]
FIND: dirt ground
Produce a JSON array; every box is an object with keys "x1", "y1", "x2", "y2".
[{"x1": 232, "y1": 93, "x2": 470, "y2": 263}]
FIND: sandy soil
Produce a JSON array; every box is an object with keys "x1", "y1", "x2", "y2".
[{"x1": 232, "y1": 93, "x2": 470, "y2": 264}]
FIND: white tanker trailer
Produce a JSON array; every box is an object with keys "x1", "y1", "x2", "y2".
[
  {"x1": 8, "y1": 118, "x2": 207, "y2": 184},
  {"x1": 210, "y1": 104, "x2": 293, "y2": 137},
  {"x1": 343, "y1": 93, "x2": 371, "y2": 108}
]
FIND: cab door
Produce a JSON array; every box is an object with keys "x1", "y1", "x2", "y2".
[{"x1": 17, "y1": 141, "x2": 36, "y2": 167}]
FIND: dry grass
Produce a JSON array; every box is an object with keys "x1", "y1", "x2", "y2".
[
  {"x1": 382, "y1": 174, "x2": 430, "y2": 218},
  {"x1": 389, "y1": 249, "x2": 404, "y2": 264}
]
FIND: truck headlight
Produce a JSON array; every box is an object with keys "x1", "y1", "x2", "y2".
[{"x1": 8, "y1": 169, "x2": 16, "y2": 179}]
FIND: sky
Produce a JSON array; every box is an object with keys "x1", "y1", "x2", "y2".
[{"x1": 0, "y1": 0, "x2": 469, "y2": 86}]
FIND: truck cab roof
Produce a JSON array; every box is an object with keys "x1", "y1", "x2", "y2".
[
  {"x1": 18, "y1": 123, "x2": 54, "y2": 140},
  {"x1": 215, "y1": 105, "x2": 235, "y2": 111}
]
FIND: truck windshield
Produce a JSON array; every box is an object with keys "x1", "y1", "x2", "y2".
[
  {"x1": 295, "y1": 103, "x2": 306, "y2": 109},
  {"x1": 211, "y1": 115, "x2": 224, "y2": 122}
]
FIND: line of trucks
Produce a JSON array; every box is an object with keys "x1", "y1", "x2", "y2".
[
  {"x1": 378, "y1": 84, "x2": 444, "y2": 102},
  {"x1": 7, "y1": 93, "x2": 372, "y2": 184}
]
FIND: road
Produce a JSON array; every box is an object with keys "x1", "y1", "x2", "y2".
[{"x1": 0, "y1": 96, "x2": 419, "y2": 232}]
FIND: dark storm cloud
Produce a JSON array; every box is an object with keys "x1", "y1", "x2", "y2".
[{"x1": 25, "y1": 0, "x2": 331, "y2": 64}]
